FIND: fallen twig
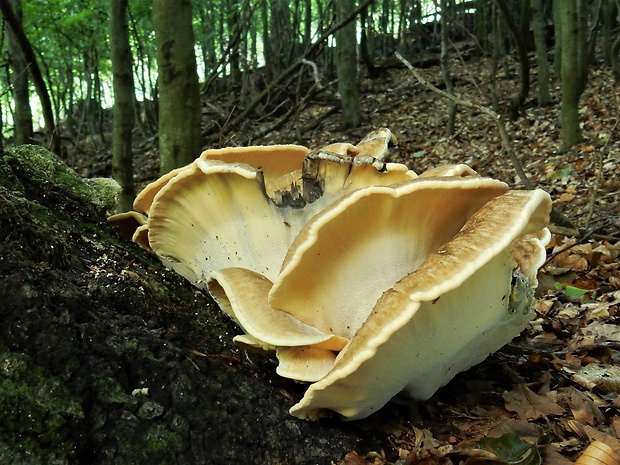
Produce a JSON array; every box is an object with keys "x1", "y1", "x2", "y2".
[
  {"x1": 543, "y1": 222, "x2": 609, "y2": 267},
  {"x1": 395, "y1": 51, "x2": 576, "y2": 228},
  {"x1": 395, "y1": 51, "x2": 534, "y2": 189},
  {"x1": 585, "y1": 113, "x2": 619, "y2": 229}
]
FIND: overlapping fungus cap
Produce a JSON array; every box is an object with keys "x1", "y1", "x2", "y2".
[
  {"x1": 206, "y1": 173, "x2": 527, "y2": 389},
  {"x1": 284, "y1": 188, "x2": 551, "y2": 420},
  {"x1": 131, "y1": 129, "x2": 415, "y2": 286}
]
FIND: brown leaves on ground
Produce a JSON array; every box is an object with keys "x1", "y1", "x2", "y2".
[
  {"x1": 503, "y1": 384, "x2": 564, "y2": 421},
  {"x1": 306, "y1": 52, "x2": 620, "y2": 465}
]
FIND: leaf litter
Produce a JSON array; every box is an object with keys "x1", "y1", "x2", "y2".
[{"x1": 251, "y1": 49, "x2": 620, "y2": 465}]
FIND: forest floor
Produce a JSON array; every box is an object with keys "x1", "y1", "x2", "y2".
[
  {"x1": 269, "y1": 58, "x2": 620, "y2": 465},
  {"x1": 73, "y1": 51, "x2": 619, "y2": 464}
]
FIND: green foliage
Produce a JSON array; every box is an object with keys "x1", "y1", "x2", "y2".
[
  {"x1": 477, "y1": 433, "x2": 541, "y2": 465},
  {"x1": 554, "y1": 281, "x2": 588, "y2": 297},
  {"x1": 0, "y1": 0, "x2": 596, "y2": 148}
]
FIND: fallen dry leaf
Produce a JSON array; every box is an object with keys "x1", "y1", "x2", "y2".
[
  {"x1": 559, "y1": 386, "x2": 605, "y2": 426},
  {"x1": 575, "y1": 441, "x2": 620, "y2": 465},
  {"x1": 503, "y1": 384, "x2": 564, "y2": 421}
]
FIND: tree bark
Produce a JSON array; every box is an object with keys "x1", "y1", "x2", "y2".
[
  {"x1": 5, "y1": 0, "x2": 33, "y2": 145},
  {"x1": 153, "y1": 0, "x2": 202, "y2": 174},
  {"x1": 531, "y1": 0, "x2": 552, "y2": 106},
  {"x1": 559, "y1": 0, "x2": 583, "y2": 149},
  {"x1": 494, "y1": 0, "x2": 530, "y2": 120},
  {"x1": 264, "y1": 0, "x2": 294, "y2": 79},
  {"x1": 110, "y1": 0, "x2": 136, "y2": 212},
  {"x1": 601, "y1": 0, "x2": 617, "y2": 66},
  {"x1": 553, "y1": 0, "x2": 562, "y2": 78},
  {"x1": 440, "y1": 0, "x2": 456, "y2": 137},
  {"x1": 612, "y1": 34, "x2": 620, "y2": 82},
  {"x1": 475, "y1": 0, "x2": 489, "y2": 53},
  {"x1": 0, "y1": 0, "x2": 59, "y2": 154},
  {"x1": 336, "y1": 0, "x2": 362, "y2": 128}
]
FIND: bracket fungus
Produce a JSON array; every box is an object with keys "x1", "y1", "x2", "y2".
[{"x1": 110, "y1": 129, "x2": 552, "y2": 421}]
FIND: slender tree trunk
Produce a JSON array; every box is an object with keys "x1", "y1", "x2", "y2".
[
  {"x1": 612, "y1": 35, "x2": 620, "y2": 82},
  {"x1": 494, "y1": 0, "x2": 530, "y2": 120},
  {"x1": 552, "y1": 0, "x2": 562, "y2": 79},
  {"x1": 5, "y1": 0, "x2": 33, "y2": 145},
  {"x1": 336, "y1": 0, "x2": 362, "y2": 128},
  {"x1": 601, "y1": 0, "x2": 617, "y2": 66},
  {"x1": 531, "y1": 0, "x2": 552, "y2": 106},
  {"x1": 612, "y1": 0, "x2": 620, "y2": 82},
  {"x1": 559, "y1": 0, "x2": 583, "y2": 149},
  {"x1": 475, "y1": 0, "x2": 489, "y2": 53},
  {"x1": 261, "y1": 0, "x2": 272, "y2": 79},
  {"x1": 489, "y1": 2, "x2": 501, "y2": 113},
  {"x1": 576, "y1": 0, "x2": 590, "y2": 95},
  {"x1": 303, "y1": 0, "x2": 312, "y2": 48},
  {"x1": 265, "y1": 0, "x2": 294, "y2": 78},
  {"x1": 440, "y1": 0, "x2": 456, "y2": 136},
  {"x1": 359, "y1": 6, "x2": 377, "y2": 78},
  {"x1": 110, "y1": 0, "x2": 136, "y2": 212},
  {"x1": 92, "y1": 55, "x2": 106, "y2": 144},
  {"x1": 153, "y1": 0, "x2": 202, "y2": 174},
  {"x1": 0, "y1": 0, "x2": 59, "y2": 154}
]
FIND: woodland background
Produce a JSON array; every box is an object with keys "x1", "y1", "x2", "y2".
[
  {"x1": 1, "y1": 0, "x2": 619, "y2": 208},
  {"x1": 1, "y1": 0, "x2": 620, "y2": 464}
]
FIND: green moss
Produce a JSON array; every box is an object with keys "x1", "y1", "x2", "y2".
[
  {"x1": 0, "y1": 189, "x2": 73, "y2": 269},
  {"x1": 5, "y1": 145, "x2": 120, "y2": 211},
  {"x1": 91, "y1": 374, "x2": 140, "y2": 409},
  {"x1": 0, "y1": 156, "x2": 24, "y2": 193},
  {"x1": 84, "y1": 177, "x2": 123, "y2": 210},
  {"x1": 118, "y1": 424, "x2": 186, "y2": 465},
  {"x1": 0, "y1": 346, "x2": 83, "y2": 463}
]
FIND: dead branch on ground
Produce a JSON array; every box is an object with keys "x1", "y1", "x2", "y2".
[{"x1": 395, "y1": 51, "x2": 574, "y2": 228}]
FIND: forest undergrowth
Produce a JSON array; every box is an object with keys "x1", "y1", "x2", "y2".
[
  {"x1": 74, "y1": 52, "x2": 620, "y2": 465},
  {"x1": 311, "y1": 64, "x2": 618, "y2": 465},
  {"x1": 253, "y1": 57, "x2": 620, "y2": 465}
]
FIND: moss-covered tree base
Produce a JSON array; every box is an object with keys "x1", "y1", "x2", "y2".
[{"x1": 0, "y1": 145, "x2": 385, "y2": 464}]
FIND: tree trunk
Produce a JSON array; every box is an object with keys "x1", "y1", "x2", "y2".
[
  {"x1": 5, "y1": 0, "x2": 33, "y2": 145},
  {"x1": 601, "y1": 0, "x2": 617, "y2": 66},
  {"x1": 612, "y1": 0, "x2": 620, "y2": 83},
  {"x1": 475, "y1": 0, "x2": 489, "y2": 53},
  {"x1": 559, "y1": 0, "x2": 583, "y2": 150},
  {"x1": 0, "y1": 0, "x2": 59, "y2": 154},
  {"x1": 489, "y1": 2, "x2": 501, "y2": 113},
  {"x1": 153, "y1": 0, "x2": 202, "y2": 174},
  {"x1": 531, "y1": 0, "x2": 552, "y2": 106},
  {"x1": 336, "y1": 0, "x2": 362, "y2": 129},
  {"x1": 227, "y1": 0, "x2": 241, "y2": 88},
  {"x1": 303, "y1": 0, "x2": 312, "y2": 48},
  {"x1": 440, "y1": 0, "x2": 456, "y2": 136},
  {"x1": 359, "y1": 6, "x2": 378, "y2": 78},
  {"x1": 576, "y1": 0, "x2": 590, "y2": 95},
  {"x1": 553, "y1": 0, "x2": 562, "y2": 78},
  {"x1": 612, "y1": 34, "x2": 620, "y2": 82},
  {"x1": 264, "y1": 0, "x2": 294, "y2": 79},
  {"x1": 110, "y1": 0, "x2": 136, "y2": 212},
  {"x1": 494, "y1": 0, "x2": 530, "y2": 120}
]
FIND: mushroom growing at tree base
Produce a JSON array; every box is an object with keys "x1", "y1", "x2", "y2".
[{"x1": 109, "y1": 128, "x2": 552, "y2": 420}]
